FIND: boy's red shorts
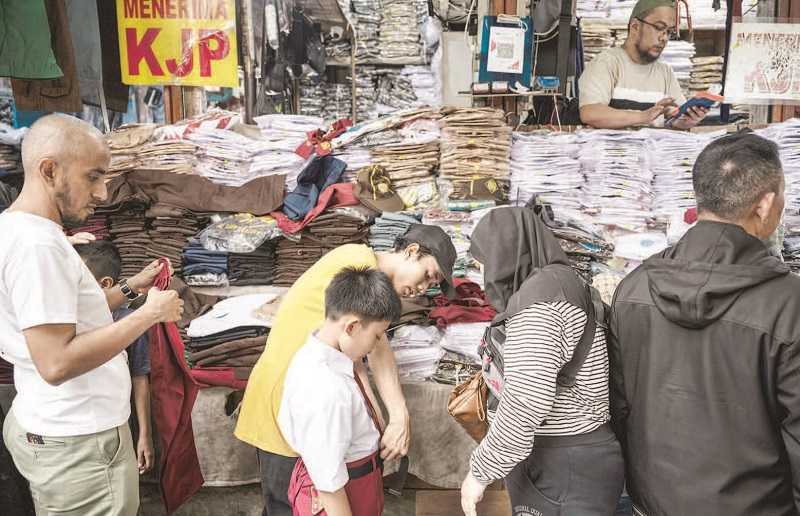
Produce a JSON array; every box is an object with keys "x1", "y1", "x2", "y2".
[{"x1": 288, "y1": 452, "x2": 383, "y2": 516}]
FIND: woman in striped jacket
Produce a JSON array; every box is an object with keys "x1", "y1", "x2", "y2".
[{"x1": 460, "y1": 207, "x2": 624, "y2": 516}]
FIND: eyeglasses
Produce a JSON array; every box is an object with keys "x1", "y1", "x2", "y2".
[{"x1": 635, "y1": 17, "x2": 677, "y2": 38}]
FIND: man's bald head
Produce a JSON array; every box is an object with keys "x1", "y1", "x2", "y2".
[
  {"x1": 19, "y1": 114, "x2": 111, "y2": 227},
  {"x1": 21, "y1": 114, "x2": 108, "y2": 176}
]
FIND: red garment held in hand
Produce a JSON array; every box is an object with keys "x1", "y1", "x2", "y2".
[
  {"x1": 149, "y1": 259, "x2": 204, "y2": 514},
  {"x1": 428, "y1": 279, "x2": 497, "y2": 329}
]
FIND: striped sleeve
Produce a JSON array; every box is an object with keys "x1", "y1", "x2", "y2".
[{"x1": 469, "y1": 302, "x2": 570, "y2": 484}]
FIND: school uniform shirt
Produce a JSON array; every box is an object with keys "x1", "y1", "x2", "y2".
[
  {"x1": 578, "y1": 47, "x2": 685, "y2": 127},
  {"x1": 235, "y1": 244, "x2": 377, "y2": 457},
  {"x1": 470, "y1": 301, "x2": 610, "y2": 484},
  {"x1": 0, "y1": 211, "x2": 131, "y2": 436},
  {"x1": 113, "y1": 308, "x2": 150, "y2": 377},
  {"x1": 278, "y1": 334, "x2": 380, "y2": 493}
]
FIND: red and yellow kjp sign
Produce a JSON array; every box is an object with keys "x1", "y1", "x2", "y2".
[{"x1": 116, "y1": 0, "x2": 239, "y2": 87}]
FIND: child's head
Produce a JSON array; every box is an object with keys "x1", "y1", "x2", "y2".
[
  {"x1": 324, "y1": 267, "x2": 402, "y2": 361},
  {"x1": 74, "y1": 240, "x2": 121, "y2": 289}
]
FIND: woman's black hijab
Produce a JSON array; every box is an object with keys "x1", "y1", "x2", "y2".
[{"x1": 470, "y1": 207, "x2": 590, "y2": 321}]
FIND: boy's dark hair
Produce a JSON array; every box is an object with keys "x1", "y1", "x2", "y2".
[
  {"x1": 693, "y1": 131, "x2": 783, "y2": 220},
  {"x1": 393, "y1": 236, "x2": 433, "y2": 258},
  {"x1": 74, "y1": 240, "x2": 122, "y2": 282},
  {"x1": 325, "y1": 267, "x2": 401, "y2": 324}
]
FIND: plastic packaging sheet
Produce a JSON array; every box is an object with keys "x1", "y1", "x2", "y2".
[{"x1": 198, "y1": 213, "x2": 280, "y2": 253}]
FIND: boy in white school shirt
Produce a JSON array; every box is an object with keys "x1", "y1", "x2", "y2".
[{"x1": 278, "y1": 266, "x2": 402, "y2": 516}]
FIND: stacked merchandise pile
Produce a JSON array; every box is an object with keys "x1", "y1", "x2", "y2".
[
  {"x1": 577, "y1": 0, "x2": 611, "y2": 19},
  {"x1": 0, "y1": 180, "x2": 17, "y2": 212},
  {"x1": 662, "y1": 40, "x2": 695, "y2": 95},
  {"x1": 379, "y1": 0, "x2": 423, "y2": 62},
  {"x1": 759, "y1": 120, "x2": 800, "y2": 271},
  {"x1": 368, "y1": 212, "x2": 421, "y2": 251},
  {"x1": 389, "y1": 325, "x2": 445, "y2": 379},
  {"x1": 352, "y1": 0, "x2": 382, "y2": 61},
  {"x1": 324, "y1": 31, "x2": 351, "y2": 61},
  {"x1": 108, "y1": 206, "x2": 150, "y2": 279},
  {"x1": 146, "y1": 206, "x2": 208, "y2": 277},
  {"x1": 510, "y1": 131, "x2": 583, "y2": 212},
  {"x1": 439, "y1": 108, "x2": 512, "y2": 210},
  {"x1": 612, "y1": 27, "x2": 628, "y2": 47},
  {"x1": 274, "y1": 207, "x2": 371, "y2": 286},
  {"x1": 185, "y1": 128, "x2": 257, "y2": 186},
  {"x1": 429, "y1": 280, "x2": 496, "y2": 364},
  {"x1": 402, "y1": 66, "x2": 441, "y2": 108},
  {"x1": 692, "y1": 0, "x2": 727, "y2": 27},
  {"x1": 0, "y1": 95, "x2": 13, "y2": 126},
  {"x1": 579, "y1": 129, "x2": 652, "y2": 235},
  {"x1": 649, "y1": 129, "x2": 722, "y2": 225},
  {"x1": 186, "y1": 294, "x2": 275, "y2": 380},
  {"x1": 135, "y1": 139, "x2": 197, "y2": 175},
  {"x1": 0, "y1": 142, "x2": 21, "y2": 176},
  {"x1": 105, "y1": 124, "x2": 156, "y2": 178},
  {"x1": 228, "y1": 241, "x2": 278, "y2": 286},
  {"x1": 422, "y1": 209, "x2": 472, "y2": 277},
  {"x1": 182, "y1": 240, "x2": 228, "y2": 287},
  {"x1": 581, "y1": 24, "x2": 614, "y2": 63},
  {"x1": 372, "y1": 141, "x2": 440, "y2": 210},
  {"x1": 334, "y1": 147, "x2": 373, "y2": 183},
  {"x1": 254, "y1": 114, "x2": 322, "y2": 191},
  {"x1": 689, "y1": 56, "x2": 724, "y2": 94},
  {"x1": 609, "y1": 0, "x2": 637, "y2": 22},
  {"x1": 298, "y1": 76, "x2": 326, "y2": 119},
  {"x1": 324, "y1": 83, "x2": 353, "y2": 124},
  {"x1": 353, "y1": 67, "x2": 379, "y2": 121},
  {"x1": 66, "y1": 213, "x2": 111, "y2": 240},
  {"x1": 374, "y1": 69, "x2": 419, "y2": 116}
]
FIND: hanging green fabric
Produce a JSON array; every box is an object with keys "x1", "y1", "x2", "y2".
[{"x1": 0, "y1": 0, "x2": 63, "y2": 79}]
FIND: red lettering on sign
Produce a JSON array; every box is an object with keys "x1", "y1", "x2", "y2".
[
  {"x1": 139, "y1": 0, "x2": 151, "y2": 18},
  {"x1": 166, "y1": 29, "x2": 195, "y2": 77},
  {"x1": 198, "y1": 29, "x2": 230, "y2": 77},
  {"x1": 165, "y1": 0, "x2": 176, "y2": 18},
  {"x1": 126, "y1": 28, "x2": 164, "y2": 76},
  {"x1": 178, "y1": 0, "x2": 188, "y2": 17},
  {"x1": 152, "y1": 0, "x2": 164, "y2": 17},
  {"x1": 124, "y1": 0, "x2": 138, "y2": 17}
]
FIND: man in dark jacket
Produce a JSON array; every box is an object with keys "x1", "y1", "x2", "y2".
[{"x1": 610, "y1": 131, "x2": 800, "y2": 516}]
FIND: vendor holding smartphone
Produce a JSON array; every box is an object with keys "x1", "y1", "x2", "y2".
[{"x1": 578, "y1": 0, "x2": 709, "y2": 130}]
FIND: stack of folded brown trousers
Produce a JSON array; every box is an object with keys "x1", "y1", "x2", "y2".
[
  {"x1": 187, "y1": 336, "x2": 266, "y2": 369},
  {"x1": 108, "y1": 204, "x2": 151, "y2": 279},
  {"x1": 439, "y1": 107, "x2": 512, "y2": 182},
  {"x1": 146, "y1": 205, "x2": 210, "y2": 277},
  {"x1": 371, "y1": 141, "x2": 439, "y2": 189},
  {"x1": 228, "y1": 240, "x2": 278, "y2": 286},
  {"x1": 274, "y1": 210, "x2": 369, "y2": 286}
]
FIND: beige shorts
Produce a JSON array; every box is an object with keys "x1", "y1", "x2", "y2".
[{"x1": 2, "y1": 408, "x2": 139, "y2": 516}]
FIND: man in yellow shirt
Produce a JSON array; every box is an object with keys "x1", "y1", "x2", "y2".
[{"x1": 235, "y1": 224, "x2": 456, "y2": 515}]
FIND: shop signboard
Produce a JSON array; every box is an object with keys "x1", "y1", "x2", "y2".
[
  {"x1": 116, "y1": 0, "x2": 239, "y2": 87},
  {"x1": 725, "y1": 22, "x2": 800, "y2": 105}
]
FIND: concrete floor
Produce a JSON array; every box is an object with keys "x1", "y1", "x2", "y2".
[{"x1": 140, "y1": 483, "x2": 417, "y2": 516}]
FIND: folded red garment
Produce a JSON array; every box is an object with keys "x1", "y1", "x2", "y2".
[
  {"x1": 272, "y1": 183, "x2": 359, "y2": 235},
  {"x1": 190, "y1": 367, "x2": 248, "y2": 391},
  {"x1": 429, "y1": 279, "x2": 497, "y2": 328}
]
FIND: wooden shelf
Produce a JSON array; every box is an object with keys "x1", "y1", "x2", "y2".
[
  {"x1": 458, "y1": 91, "x2": 564, "y2": 98},
  {"x1": 326, "y1": 57, "x2": 429, "y2": 67}
]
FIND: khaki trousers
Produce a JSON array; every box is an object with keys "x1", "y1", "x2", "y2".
[{"x1": 2, "y1": 408, "x2": 138, "y2": 516}]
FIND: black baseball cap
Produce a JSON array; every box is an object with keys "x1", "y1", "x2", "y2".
[{"x1": 402, "y1": 224, "x2": 457, "y2": 298}]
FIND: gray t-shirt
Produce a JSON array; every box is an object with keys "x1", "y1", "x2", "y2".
[{"x1": 579, "y1": 47, "x2": 685, "y2": 126}]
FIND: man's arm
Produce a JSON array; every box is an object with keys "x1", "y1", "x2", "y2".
[
  {"x1": 132, "y1": 375, "x2": 154, "y2": 473},
  {"x1": 367, "y1": 334, "x2": 409, "y2": 460},
  {"x1": 24, "y1": 289, "x2": 181, "y2": 385},
  {"x1": 317, "y1": 488, "x2": 354, "y2": 516},
  {"x1": 776, "y1": 342, "x2": 800, "y2": 510},
  {"x1": 580, "y1": 99, "x2": 675, "y2": 130},
  {"x1": 103, "y1": 260, "x2": 170, "y2": 312}
]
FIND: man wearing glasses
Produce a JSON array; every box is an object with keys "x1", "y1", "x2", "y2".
[{"x1": 578, "y1": 0, "x2": 709, "y2": 130}]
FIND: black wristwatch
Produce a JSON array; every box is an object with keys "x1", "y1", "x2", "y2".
[{"x1": 119, "y1": 279, "x2": 139, "y2": 301}]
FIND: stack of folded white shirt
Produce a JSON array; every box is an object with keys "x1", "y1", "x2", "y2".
[
  {"x1": 253, "y1": 115, "x2": 323, "y2": 190},
  {"x1": 510, "y1": 131, "x2": 584, "y2": 213},
  {"x1": 441, "y1": 322, "x2": 488, "y2": 364},
  {"x1": 390, "y1": 325, "x2": 445, "y2": 379}
]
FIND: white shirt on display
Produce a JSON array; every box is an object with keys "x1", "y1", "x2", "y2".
[
  {"x1": 0, "y1": 211, "x2": 131, "y2": 437},
  {"x1": 278, "y1": 334, "x2": 379, "y2": 493}
]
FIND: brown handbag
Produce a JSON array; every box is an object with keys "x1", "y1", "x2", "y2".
[{"x1": 447, "y1": 372, "x2": 489, "y2": 442}]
